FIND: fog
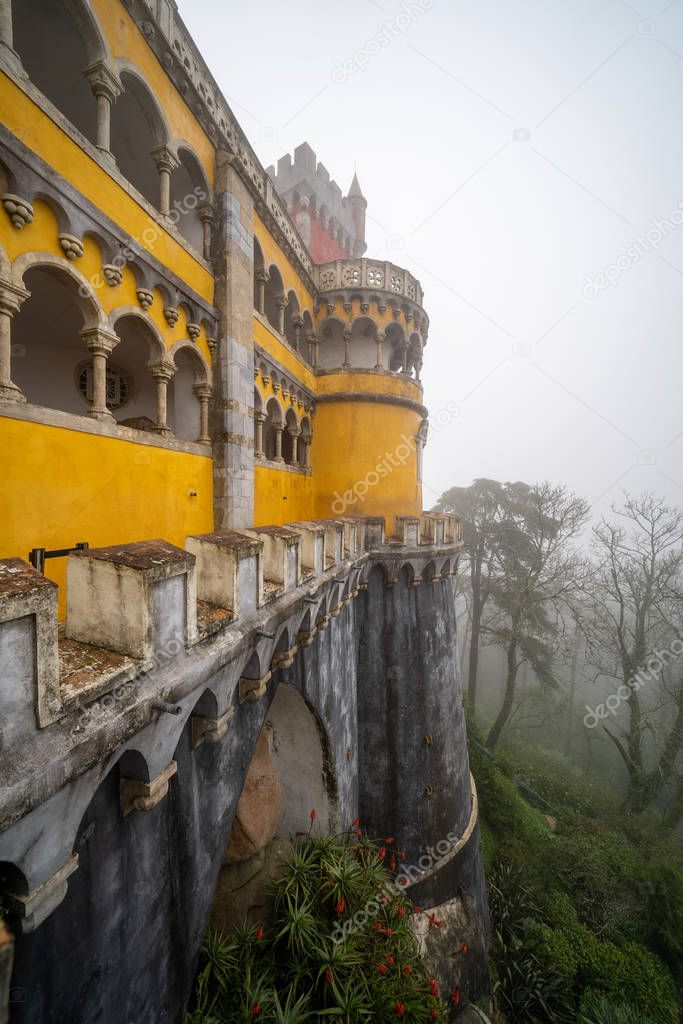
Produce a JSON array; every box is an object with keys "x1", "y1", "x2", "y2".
[{"x1": 180, "y1": 0, "x2": 683, "y2": 519}]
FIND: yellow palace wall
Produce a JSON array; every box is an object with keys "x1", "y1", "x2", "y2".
[{"x1": 0, "y1": 415, "x2": 214, "y2": 615}]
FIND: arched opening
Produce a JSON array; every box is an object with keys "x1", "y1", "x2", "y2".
[
  {"x1": 350, "y1": 315, "x2": 377, "y2": 369},
  {"x1": 385, "y1": 323, "x2": 406, "y2": 372},
  {"x1": 170, "y1": 345, "x2": 207, "y2": 442},
  {"x1": 263, "y1": 397, "x2": 283, "y2": 462},
  {"x1": 318, "y1": 317, "x2": 346, "y2": 369},
  {"x1": 407, "y1": 333, "x2": 422, "y2": 378},
  {"x1": 210, "y1": 682, "x2": 336, "y2": 933},
  {"x1": 110, "y1": 69, "x2": 166, "y2": 208},
  {"x1": 13, "y1": 0, "x2": 101, "y2": 144},
  {"x1": 301, "y1": 310, "x2": 314, "y2": 365},
  {"x1": 283, "y1": 289, "x2": 300, "y2": 350},
  {"x1": 263, "y1": 265, "x2": 284, "y2": 334},
  {"x1": 12, "y1": 264, "x2": 97, "y2": 415},
  {"x1": 169, "y1": 148, "x2": 209, "y2": 254},
  {"x1": 111, "y1": 314, "x2": 162, "y2": 431},
  {"x1": 282, "y1": 407, "x2": 299, "y2": 466}
]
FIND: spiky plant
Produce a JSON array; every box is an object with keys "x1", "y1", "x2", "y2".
[{"x1": 187, "y1": 823, "x2": 449, "y2": 1022}]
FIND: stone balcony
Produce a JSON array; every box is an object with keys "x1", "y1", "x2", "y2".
[{"x1": 315, "y1": 258, "x2": 426, "y2": 323}]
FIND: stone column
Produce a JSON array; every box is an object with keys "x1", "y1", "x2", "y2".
[
  {"x1": 0, "y1": 0, "x2": 26, "y2": 78},
  {"x1": 274, "y1": 423, "x2": 284, "y2": 462},
  {"x1": 255, "y1": 269, "x2": 268, "y2": 314},
  {"x1": 254, "y1": 410, "x2": 266, "y2": 458},
  {"x1": 149, "y1": 360, "x2": 175, "y2": 435},
  {"x1": 0, "y1": 276, "x2": 30, "y2": 405},
  {"x1": 300, "y1": 434, "x2": 310, "y2": 469},
  {"x1": 343, "y1": 327, "x2": 352, "y2": 368},
  {"x1": 400, "y1": 341, "x2": 410, "y2": 374},
  {"x1": 81, "y1": 326, "x2": 119, "y2": 421},
  {"x1": 375, "y1": 328, "x2": 385, "y2": 370},
  {"x1": 212, "y1": 151, "x2": 256, "y2": 529},
  {"x1": 84, "y1": 62, "x2": 121, "y2": 156},
  {"x1": 292, "y1": 315, "x2": 303, "y2": 352},
  {"x1": 276, "y1": 294, "x2": 288, "y2": 336},
  {"x1": 152, "y1": 146, "x2": 179, "y2": 218},
  {"x1": 199, "y1": 203, "x2": 214, "y2": 261},
  {"x1": 289, "y1": 426, "x2": 300, "y2": 466},
  {"x1": 193, "y1": 382, "x2": 212, "y2": 443}
]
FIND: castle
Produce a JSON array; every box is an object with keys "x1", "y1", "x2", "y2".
[{"x1": 0, "y1": 1, "x2": 489, "y2": 1020}]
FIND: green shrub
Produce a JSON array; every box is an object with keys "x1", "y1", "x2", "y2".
[
  {"x1": 578, "y1": 989, "x2": 658, "y2": 1024},
  {"x1": 187, "y1": 831, "x2": 449, "y2": 1022}
]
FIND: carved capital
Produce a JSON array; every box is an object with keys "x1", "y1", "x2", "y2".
[
  {"x1": 148, "y1": 359, "x2": 176, "y2": 383},
  {"x1": 0, "y1": 277, "x2": 30, "y2": 317},
  {"x1": 81, "y1": 326, "x2": 119, "y2": 357},
  {"x1": 102, "y1": 264, "x2": 123, "y2": 287},
  {"x1": 187, "y1": 322, "x2": 200, "y2": 341},
  {"x1": 151, "y1": 145, "x2": 179, "y2": 176},
  {"x1": 192, "y1": 381, "x2": 212, "y2": 400},
  {"x1": 164, "y1": 306, "x2": 179, "y2": 327},
  {"x1": 84, "y1": 60, "x2": 122, "y2": 103}
]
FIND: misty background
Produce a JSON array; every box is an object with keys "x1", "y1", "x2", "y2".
[{"x1": 181, "y1": 0, "x2": 683, "y2": 521}]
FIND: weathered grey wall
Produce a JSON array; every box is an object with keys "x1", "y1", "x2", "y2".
[{"x1": 6, "y1": 576, "x2": 487, "y2": 1023}]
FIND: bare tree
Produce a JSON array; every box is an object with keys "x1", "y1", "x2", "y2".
[{"x1": 580, "y1": 493, "x2": 683, "y2": 814}]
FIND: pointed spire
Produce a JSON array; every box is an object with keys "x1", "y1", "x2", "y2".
[{"x1": 348, "y1": 171, "x2": 364, "y2": 199}]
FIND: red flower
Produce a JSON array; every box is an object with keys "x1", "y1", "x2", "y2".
[
  {"x1": 451, "y1": 988, "x2": 460, "y2": 1007},
  {"x1": 375, "y1": 922, "x2": 383, "y2": 932},
  {"x1": 399, "y1": 851, "x2": 406, "y2": 859},
  {"x1": 394, "y1": 1002, "x2": 405, "y2": 1016},
  {"x1": 397, "y1": 906, "x2": 405, "y2": 917},
  {"x1": 335, "y1": 899, "x2": 345, "y2": 914},
  {"x1": 352, "y1": 817, "x2": 360, "y2": 826},
  {"x1": 413, "y1": 905, "x2": 422, "y2": 914},
  {"x1": 436, "y1": 920, "x2": 443, "y2": 929},
  {"x1": 377, "y1": 963, "x2": 387, "y2": 975},
  {"x1": 310, "y1": 809, "x2": 317, "y2": 821},
  {"x1": 250, "y1": 1004, "x2": 261, "y2": 1016},
  {"x1": 255, "y1": 926, "x2": 264, "y2": 941},
  {"x1": 390, "y1": 855, "x2": 397, "y2": 872},
  {"x1": 325, "y1": 969, "x2": 333, "y2": 985},
  {"x1": 385, "y1": 837, "x2": 395, "y2": 844},
  {"x1": 387, "y1": 956, "x2": 394, "y2": 966},
  {"x1": 459, "y1": 942, "x2": 469, "y2": 954},
  {"x1": 431, "y1": 1012, "x2": 440, "y2": 1019},
  {"x1": 403, "y1": 964, "x2": 412, "y2": 975},
  {"x1": 378, "y1": 846, "x2": 386, "y2": 860}
]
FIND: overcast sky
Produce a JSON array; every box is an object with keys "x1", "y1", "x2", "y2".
[{"x1": 180, "y1": 0, "x2": 683, "y2": 520}]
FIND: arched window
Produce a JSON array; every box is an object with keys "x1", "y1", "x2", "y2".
[
  {"x1": 111, "y1": 314, "x2": 164, "y2": 431},
  {"x1": 170, "y1": 344, "x2": 210, "y2": 443},
  {"x1": 263, "y1": 397, "x2": 283, "y2": 462},
  {"x1": 282, "y1": 407, "x2": 299, "y2": 466},
  {"x1": 318, "y1": 317, "x2": 346, "y2": 369},
  {"x1": 386, "y1": 323, "x2": 407, "y2": 373},
  {"x1": 12, "y1": 264, "x2": 99, "y2": 415},
  {"x1": 263, "y1": 265, "x2": 284, "y2": 335},
  {"x1": 13, "y1": 0, "x2": 103, "y2": 145},
  {"x1": 110, "y1": 69, "x2": 167, "y2": 209},
  {"x1": 350, "y1": 315, "x2": 377, "y2": 369},
  {"x1": 283, "y1": 290, "x2": 300, "y2": 350},
  {"x1": 169, "y1": 148, "x2": 210, "y2": 255}
]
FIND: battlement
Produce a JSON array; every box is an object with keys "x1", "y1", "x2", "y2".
[
  {"x1": 0, "y1": 511, "x2": 462, "y2": 829},
  {"x1": 266, "y1": 143, "x2": 367, "y2": 263}
]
